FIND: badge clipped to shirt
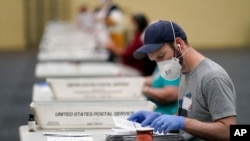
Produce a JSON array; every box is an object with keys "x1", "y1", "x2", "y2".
[{"x1": 182, "y1": 95, "x2": 192, "y2": 111}]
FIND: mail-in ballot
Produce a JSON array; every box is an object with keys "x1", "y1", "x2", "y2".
[
  {"x1": 30, "y1": 101, "x2": 155, "y2": 129},
  {"x1": 46, "y1": 77, "x2": 146, "y2": 100}
]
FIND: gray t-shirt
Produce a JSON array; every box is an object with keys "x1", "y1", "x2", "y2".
[{"x1": 178, "y1": 58, "x2": 236, "y2": 141}]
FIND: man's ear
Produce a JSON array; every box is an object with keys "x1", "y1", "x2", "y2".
[{"x1": 175, "y1": 37, "x2": 185, "y2": 51}]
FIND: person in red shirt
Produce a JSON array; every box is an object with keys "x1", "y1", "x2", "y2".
[{"x1": 106, "y1": 13, "x2": 156, "y2": 76}]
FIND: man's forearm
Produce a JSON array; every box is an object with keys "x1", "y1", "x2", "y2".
[{"x1": 184, "y1": 116, "x2": 236, "y2": 141}]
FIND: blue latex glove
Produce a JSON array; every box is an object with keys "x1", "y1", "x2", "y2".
[
  {"x1": 150, "y1": 115, "x2": 184, "y2": 134},
  {"x1": 128, "y1": 110, "x2": 161, "y2": 127}
]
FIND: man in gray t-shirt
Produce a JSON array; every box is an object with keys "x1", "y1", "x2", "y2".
[
  {"x1": 128, "y1": 20, "x2": 236, "y2": 141},
  {"x1": 178, "y1": 58, "x2": 236, "y2": 140}
]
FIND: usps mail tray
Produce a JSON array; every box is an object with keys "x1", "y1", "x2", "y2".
[
  {"x1": 46, "y1": 77, "x2": 145, "y2": 100},
  {"x1": 30, "y1": 101, "x2": 155, "y2": 129}
]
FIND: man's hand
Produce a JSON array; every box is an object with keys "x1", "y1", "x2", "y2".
[
  {"x1": 128, "y1": 110, "x2": 161, "y2": 127},
  {"x1": 151, "y1": 115, "x2": 184, "y2": 134}
]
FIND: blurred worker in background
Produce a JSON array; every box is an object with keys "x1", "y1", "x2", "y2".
[
  {"x1": 143, "y1": 68, "x2": 179, "y2": 115},
  {"x1": 95, "y1": 0, "x2": 126, "y2": 62},
  {"x1": 106, "y1": 13, "x2": 156, "y2": 76},
  {"x1": 75, "y1": 4, "x2": 95, "y2": 31},
  {"x1": 128, "y1": 20, "x2": 236, "y2": 141}
]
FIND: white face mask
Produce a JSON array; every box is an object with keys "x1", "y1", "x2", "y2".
[
  {"x1": 156, "y1": 46, "x2": 191, "y2": 80},
  {"x1": 157, "y1": 57, "x2": 181, "y2": 81}
]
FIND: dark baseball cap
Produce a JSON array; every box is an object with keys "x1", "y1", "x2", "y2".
[{"x1": 133, "y1": 20, "x2": 187, "y2": 59}]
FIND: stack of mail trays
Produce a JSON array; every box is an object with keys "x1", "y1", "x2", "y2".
[
  {"x1": 31, "y1": 77, "x2": 156, "y2": 130},
  {"x1": 31, "y1": 21, "x2": 155, "y2": 131}
]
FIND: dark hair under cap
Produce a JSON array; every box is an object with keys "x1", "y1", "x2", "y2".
[{"x1": 132, "y1": 13, "x2": 148, "y2": 32}]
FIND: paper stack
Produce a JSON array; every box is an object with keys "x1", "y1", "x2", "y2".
[{"x1": 105, "y1": 117, "x2": 185, "y2": 141}]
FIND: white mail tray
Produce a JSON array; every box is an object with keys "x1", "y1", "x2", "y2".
[
  {"x1": 46, "y1": 77, "x2": 146, "y2": 100},
  {"x1": 30, "y1": 101, "x2": 155, "y2": 129},
  {"x1": 35, "y1": 62, "x2": 141, "y2": 79}
]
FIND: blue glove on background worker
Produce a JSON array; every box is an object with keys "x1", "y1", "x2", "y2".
[{"x1": 128, "y1": 110, "x2": 184, "y2": 134}]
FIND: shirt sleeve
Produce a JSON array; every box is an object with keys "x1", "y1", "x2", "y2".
[
  {"x1": 203, "y1": 77, "x2": 236, "y2": 121},
  {"x1": 162, "y1": 76, "x2": 180, "y2": 87},
  {"x1": 121, "y1": 33, "x2": 142, "y2": 58}
]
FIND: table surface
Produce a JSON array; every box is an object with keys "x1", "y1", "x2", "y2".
[
  {"x1": 19, "y1": 125, "x2": 111, "y2": 141},
  {"x1": 19, "y1": 125, "x2": 185, "y2": 141}
]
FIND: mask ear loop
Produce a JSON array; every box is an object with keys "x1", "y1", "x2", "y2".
[{"x1": 169, "y1": 21, "x2": 177, "y2": 58}]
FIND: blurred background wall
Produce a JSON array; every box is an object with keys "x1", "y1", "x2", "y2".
[
  {"x1": 0, "y1": 0, "x2": 71, "y2": 51},
  {"x1": 0, "y1": 0, "x2": 250, "y2": 51},
  {"x1": 71, "y1": 0, "x2": 250, "y2": 49},
  {"x1": 0, "y1": 0, "x2": 26, "y2": 51}
]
